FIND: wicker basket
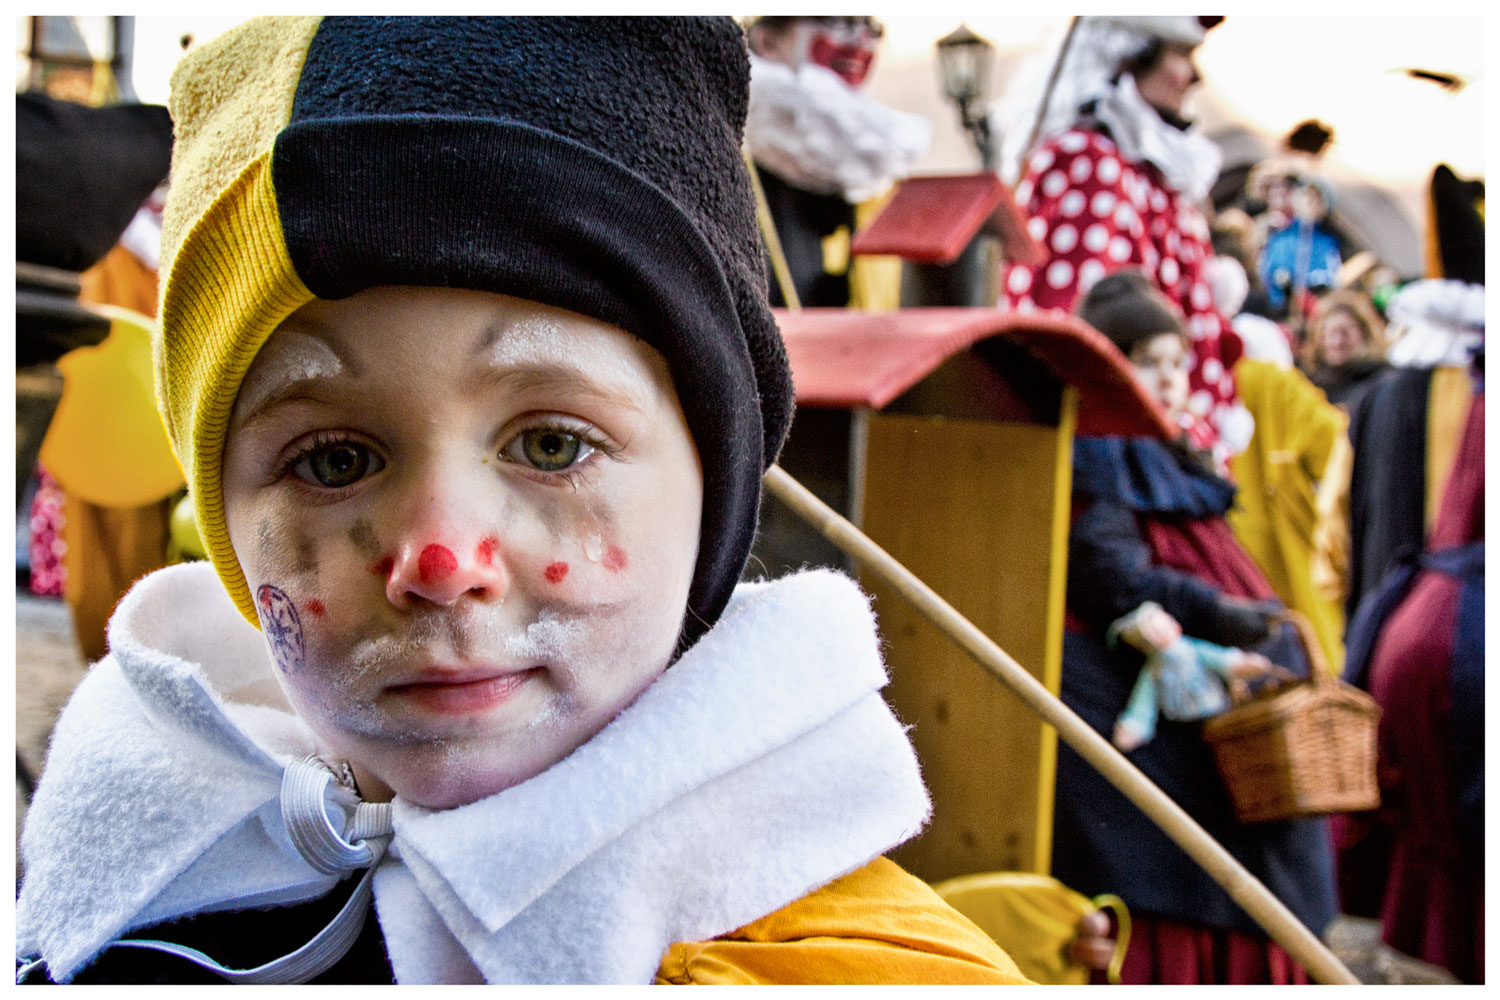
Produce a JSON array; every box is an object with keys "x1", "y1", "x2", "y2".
[{"x1": 1202, "y1": 611, "x2": 1381, "y2": 824}]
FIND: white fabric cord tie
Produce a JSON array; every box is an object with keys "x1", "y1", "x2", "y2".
[
  {"x1": 18, "y1": 759, "x2": 392, "y2": 984},
  {"x1": 282, "y1": 756, "x2": 393, "y2": 875}
]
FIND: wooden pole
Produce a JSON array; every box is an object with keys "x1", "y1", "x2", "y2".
[
  {"x1": 741, "y1": 150, "x2": 802, "y2": 311},
  {"x1": 1019, "y1": 16, "x2": 1081, "y2": 170},
  {"x1": 762, "y1": 464, "x2": 1360, "y2": 985}
]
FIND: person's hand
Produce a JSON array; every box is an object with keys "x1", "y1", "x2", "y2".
[
  {"x1": 1232, "y1": 650, "x2": 1275, "y2": 677},
  {"x1": 1231, "y1": 650, "x2": 1296, "y2": 683},
  {"x1": 1227, "y1": 674, "x2": 1251, "y2": 702},
  {"x1": 1215, "y1": 596, "x2": 1279, "y2": 648},
  {"x1": 1069, "y1": 908, "x2": 1116, "y2": 972}
]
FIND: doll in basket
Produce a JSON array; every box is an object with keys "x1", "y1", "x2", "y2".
[{"x1": 1108, "y1": 601, "x2": 1293, "y2": 751}]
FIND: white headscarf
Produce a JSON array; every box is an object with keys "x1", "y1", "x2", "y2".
[{"x1": 990, "y1": 15, "x2": 1217, "y2": 197}]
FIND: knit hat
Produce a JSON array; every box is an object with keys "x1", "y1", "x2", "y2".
[
  {"x1": 155, "y1": 16, "x2": 793, "y2": 647},
  {"x1": 1075, "y1": 269, "x2": 1187, "y2": 357}
]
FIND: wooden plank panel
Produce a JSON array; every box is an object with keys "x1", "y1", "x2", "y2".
[{"x1": 860, "y1": 409, "x2": 1067, "y2": 881}]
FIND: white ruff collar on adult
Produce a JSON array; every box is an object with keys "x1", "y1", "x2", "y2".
[
  {"x1": 1091, "y1": 74, "x2": 1222, "y2": 204},
  {"x1": 16, "y1": 562, "x2": 930, "y2": 984},
  {"x1": 746, "y1": 52, "x2": 931, "y2": 204}
]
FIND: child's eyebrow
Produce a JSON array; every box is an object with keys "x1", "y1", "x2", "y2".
[
  {"x1": 475, "y1": 318, "x2": 652, "y2": 413},
  {"x1": 234, "y1": 329, "x2": 356, "y2": 426},
  {"x1": 472, "y1": 361, "x2": 649, "y2": 415}
]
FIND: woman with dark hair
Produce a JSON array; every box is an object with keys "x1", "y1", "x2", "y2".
[
  {"x1": 1301, "y1": 290, "x2": 1389, "y2": 407},
  {"x1": 997, "y1": 16, "x2": 1249, "y2": 468}
]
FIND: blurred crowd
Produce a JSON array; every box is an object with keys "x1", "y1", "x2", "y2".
[{"x1": 739, "y1": 14, "x2": 1483, "y2": 986}]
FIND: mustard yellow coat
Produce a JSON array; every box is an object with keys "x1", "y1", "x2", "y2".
[
  {"x1": 1228, "y1": 359, "x2": 1349, "y2": 674},
  {"x1": 655, "y1": 857, "x2": 1032, "y2": 984}
]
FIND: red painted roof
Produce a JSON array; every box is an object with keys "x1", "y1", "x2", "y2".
[
  {"x1": 774, "y1": 307, "x2": 1174, "y2": 440},
  {"x1": 849, "y1": 173, "x2": 1044, "y2": 267}
]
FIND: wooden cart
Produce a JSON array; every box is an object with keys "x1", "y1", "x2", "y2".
[{"x1": 762, "y1": 306, "x2": 1171, "y2": 882}]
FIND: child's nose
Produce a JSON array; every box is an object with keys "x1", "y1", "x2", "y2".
[{"x1": 385, "y1": 537, "x2": 510, "y2": 609}]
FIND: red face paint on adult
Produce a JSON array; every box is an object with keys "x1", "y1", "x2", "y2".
[{"x1": 807, "y1": 35, "x2": 876, "y2": 87}]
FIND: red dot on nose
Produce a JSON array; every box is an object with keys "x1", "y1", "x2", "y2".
[
  {"x1": 476, "y1": 535, "x2": 499, "y2": 566},
  {"x1": 418, "y1": 544, "x2": 458, "y2": 585}
]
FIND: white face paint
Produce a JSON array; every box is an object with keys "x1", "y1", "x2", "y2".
[
  {"x1": 233, "y1": 331, "x2": 346, "y2": 426},
  {"x1": 222, "y1": 287, "x2": 703, "y2": 810},
  {"x1": 484, "y1": 314, "x2": 654, "y2": 401}
]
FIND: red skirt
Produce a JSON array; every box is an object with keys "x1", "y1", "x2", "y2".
[{"x1": 1112, "y1": 913, "x2": 1311, "y2": 984}]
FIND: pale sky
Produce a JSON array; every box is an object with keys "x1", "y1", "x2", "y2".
[
  {"x1": 873, "y1": 15, "x2": 1486, "y2": 193},
  {"x1": 122, "y1": 13, "x2": 1485, "y2": 197}
]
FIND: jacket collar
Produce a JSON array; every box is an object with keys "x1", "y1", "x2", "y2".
[{"x1": 1072, "y1": 435, "x2": 1237, "y2": 518}]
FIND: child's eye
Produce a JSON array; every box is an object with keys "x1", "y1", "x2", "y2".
[
  {"x1": 293, "y1": 441, "x2": 384, "y2": 488},
  {"x1": 504, "y1": 427, "x2": 596, "y2": 473}
]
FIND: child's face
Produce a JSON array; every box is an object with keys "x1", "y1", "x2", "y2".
[
  {"x1": 1127, "y1": 331, "x2": 1191, "y2": 421},
  {"x1": 222, "y1": 287, "x2": 703, "y2": 810},
  {"x1": 1293, "y1": 183, "x2": 1327, "y2": 222},
  {"x1": 1265, "y1": 176, "x2": 1293, "y2": 213}
]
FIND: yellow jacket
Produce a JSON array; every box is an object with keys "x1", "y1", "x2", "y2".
[
  {"x1": 655, "y1": 857, "x2": 1032, "y2": 984},
  {"x1": 1228, "y1": 359, "x2": 1349, "y2": 674}
]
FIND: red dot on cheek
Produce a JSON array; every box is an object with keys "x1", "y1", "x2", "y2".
[
  {"x1": 476, "y1": 535, "x2": 499, "y2": 566},
  {"x1": 418, "y1": 544, "x2": 458, "y2": 584},
  {"x1": 371, "y1": 556, "x2": 395, "y2": 579},
  {"x1": 603, "y1": 546, "x2": 627, "y2": 573},
  {"x1": 544, "y1": 561, "x2": 569, "y2": 584},
  {"x1": 304, "y1": 599, "x2": 327, "y2": 619}
]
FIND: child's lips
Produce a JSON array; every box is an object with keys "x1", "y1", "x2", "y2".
[{"x1": 385, "y1": 666, "x2": 541, "y2": 715}]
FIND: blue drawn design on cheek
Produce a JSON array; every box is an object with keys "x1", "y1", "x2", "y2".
[{"x1": 257, "y1": 584, "x2": 305, "y2": 674}]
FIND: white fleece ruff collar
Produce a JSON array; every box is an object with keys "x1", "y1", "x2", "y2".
[
  {"x1": 16, "y1": 562, "x2": 930, "y2": 983},
  {"x1": 746, "y1": 52, "x2": 930, "y2": 204},
  {"x1": 1092, "y1": 74, "x2": 1222, "y2": 203},
  {"x1": 1385, "y1": 278, "x2": 1485, "y2": 368}
]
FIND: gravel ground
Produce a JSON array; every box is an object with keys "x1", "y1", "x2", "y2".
[{"x1": 12, "y1": 590, "x2": 1459, "y2": 983}]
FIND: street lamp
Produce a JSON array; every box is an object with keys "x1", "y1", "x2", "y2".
[{"x1": 936, "y1": 23, "x2": 995, "y2": 169}]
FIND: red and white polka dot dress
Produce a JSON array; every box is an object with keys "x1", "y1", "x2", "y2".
[{"x1": 1003, "y1": 128, "x2": 1239, "y2": 455}]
